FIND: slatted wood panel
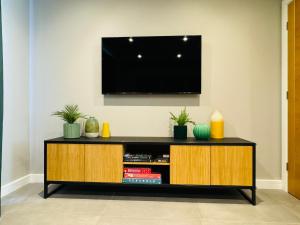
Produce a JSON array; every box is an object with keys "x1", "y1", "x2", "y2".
[
  {"x1": 211, "y1": 146, "x2": 252, "y2": 186},
  {"x1": 47, "y1": 144, "x2": 85, "y2": 182},
  {"x1": 288, "y1": 0, "x2": 300, "y2": 199},
  {"x1": 85, "y1": 144, "x2": 123, "y2": 183},
  {"x1": 170, "y1": 145, "x2": 210, "y2": 185}
]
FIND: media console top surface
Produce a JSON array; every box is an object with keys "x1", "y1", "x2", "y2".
[{"x1": 45, "y1": 136, "x2": 255, "y2": 146}]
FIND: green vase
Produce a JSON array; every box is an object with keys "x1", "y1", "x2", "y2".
[
  {"x1": 174, "y1": 125, "x2": 187, "y2": 140},
  {"x1": 85, "y1": 117, "x2": 99, "y2": 138},
  {"x1": 63, "y1": 123, "x2": 80, "y2": 139},
  {"x1": 193, "y1": 124, "x2": 210, "y2": 140}
]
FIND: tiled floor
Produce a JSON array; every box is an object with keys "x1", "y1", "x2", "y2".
[{"x1": 1, "y1": 184, "x2": 300, "y2": 225}]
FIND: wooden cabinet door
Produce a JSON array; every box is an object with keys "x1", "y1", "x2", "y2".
[
  {"x1": 288, "y1": 0, "x2": 300, "y2": 200},
  {"x1": 85, "y1": 144, "x2": 123, "y2": 183},
  {"x1": 211, "y1": 146, "x2": 253, "y2": 186},
  {"x1": 170, "y1": 145, "x2": 210, "y2": 185},
  {"x1": 47, "y1": 144, "x2": 85, "y2": 182}
]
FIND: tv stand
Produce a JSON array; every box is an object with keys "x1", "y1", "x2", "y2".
[{"x1": 44, "y1": 136, "x2": 256, "y2": 205}]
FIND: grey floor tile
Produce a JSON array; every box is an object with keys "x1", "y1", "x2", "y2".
[
  {"x1": 197, "y1": 203, "x2": 264, "y2": 222},
  {"x1": 256, "y1": 205, "x2": 300, "y2": 223},
  {"x1": 1, "y1": 184, "x2": 300, "y2": 225},
  {"x1": 0, "y1": 211, "x2": 101, "y2": 225},
  {"x1": 97, "y1": 217, "x2": 202, "y2": 225},
  {"x1": 100, "y1": 200, "x2": 201, "y2": 219}
]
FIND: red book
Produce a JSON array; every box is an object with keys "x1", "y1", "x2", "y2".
[
  {"x1": 124, "y1": 173, "x2": 161, "y2": 179},
  {"x1": 123, "y1": 168, "x2": 151, "y2": 174}
]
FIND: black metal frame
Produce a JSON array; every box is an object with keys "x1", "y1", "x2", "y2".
[{"x1": 44, "y1": 137, "x2": 256, "y2": 205}]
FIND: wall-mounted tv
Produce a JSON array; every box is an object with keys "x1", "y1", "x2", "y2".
[{"x1": 102, "y1": 35, "x2": 201, "y2": 94}]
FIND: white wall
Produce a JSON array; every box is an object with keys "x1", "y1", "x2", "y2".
[
  {"x1": 1, "y1": 0, "x2": 30, "y2": 185},
  {"x1": 30, "y1": 0, "x2": 282, "y2": 180}
]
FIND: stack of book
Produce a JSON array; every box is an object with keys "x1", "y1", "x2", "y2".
[{"x1": 123, "y1": 167, "x2": 162, "y2": 184}]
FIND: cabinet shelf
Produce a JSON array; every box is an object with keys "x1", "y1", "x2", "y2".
[{"x1": 123, "y1": 162, "x2": 170, "y2": 166}]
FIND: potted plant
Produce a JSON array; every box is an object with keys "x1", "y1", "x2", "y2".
[
  {"x1": 52, "y1": 104, "x2": 86, "y2": 139},
  {"x1": 170, "y1": 108, "x2": 195, "y2": 140}
]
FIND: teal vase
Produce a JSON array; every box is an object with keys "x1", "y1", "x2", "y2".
[
  {"x1": 193, "y1": 124, "x2": 210, "y2": 140},
  {"x1": 63, "y1": 123, "x2": 80, "y2": 139},
  {"x1": 85, "y1": 117, "x2": 99, "y2": 138}
]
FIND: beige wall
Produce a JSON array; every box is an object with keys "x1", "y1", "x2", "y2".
[
  {"x1": 2, "y1": 0, "x2": 30, "y2": 185},
  {"x1": 30, "y1": 0, "x2": 282, "y2": 179}
]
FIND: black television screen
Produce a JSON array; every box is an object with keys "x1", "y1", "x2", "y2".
[{"x1": 102, "y1": 35, "x2": 201, "y2": 94}]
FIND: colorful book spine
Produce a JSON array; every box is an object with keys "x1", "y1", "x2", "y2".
[
  {"x1": 124, "y1": 173, "x2": 161, "y2": 179},
  {"x1": 123, "y1": 178, "x2": 161, "y2": 184},
  {"x1": 123, "y1": 168, "x2": 151, "y2": 174}
]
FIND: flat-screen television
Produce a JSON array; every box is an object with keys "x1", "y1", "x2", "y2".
[{"x1": 102, "y1": 35, "x2": 201, "y2": 94}]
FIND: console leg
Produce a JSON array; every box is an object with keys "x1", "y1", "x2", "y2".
[
  {"x1": 44, "y1": 182, "x2": 48, "y2": 199},
  {"x1": 238, "y1": 188, "x2": 256, "y2": 205},
  {"x1": 44, "y1": 184, "x2": 64, "y2": 198},
  {"x1": 251, "y1": 188, "x2": 256, "y2": 205}
]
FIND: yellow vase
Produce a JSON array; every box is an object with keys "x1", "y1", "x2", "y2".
[
  {"x1": 101, "y1": 122, "x2": 110, "y2": 138},
  {"x1": 210, "y1": 111, "x2": 224, "y2": 139}
]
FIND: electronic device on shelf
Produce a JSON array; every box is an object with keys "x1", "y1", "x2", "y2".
[
  {"x1": 154, "y1": 154, "x2": 170, "y2": 163},
  {"x1": 123, "y1": 153, "x2": 152, "y2": 162},
  {"x1": 123, "y1": 153, "x2": 170, "y2": 163}
]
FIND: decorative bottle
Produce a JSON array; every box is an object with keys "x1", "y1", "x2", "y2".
[
  {"x1": 85, "y1": 117, "x2": 99, "y2": 138},
  {"x1": 210, "y1": 110, "x2": 224, "y2": 139}
]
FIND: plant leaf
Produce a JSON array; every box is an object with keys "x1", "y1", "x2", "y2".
[
  {"x1": 169, "y1": 107, "x2": 194, "y2": 126},
  {"x1": 52, "y1": 104, "x2": 86, "y2": 123}
]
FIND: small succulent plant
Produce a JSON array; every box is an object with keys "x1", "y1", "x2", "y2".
[
  {"x1": 170, "y1": 107, "x2": 195, "y2": 126},
  {"x1": 52, "y1": 104, "x2": 86, "y2": 124}
]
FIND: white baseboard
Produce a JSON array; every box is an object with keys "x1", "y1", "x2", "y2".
[
  {"x1": 256, "y1": 179, "x2": 283, "y2": 190},
  {"x1": 1, "y1": 174, "x2": 31, "y2": 197},
  {"x1": 1, "y1": 174, "x2": 283, "y2": 198},
  {"x1": 29, "y1": 174, "x2": 44, "y2": 183}
]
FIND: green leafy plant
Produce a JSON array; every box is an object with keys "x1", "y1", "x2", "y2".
[
  {"x1": 170, "y1": 107, "x2": 195, "y2": 126},
  {"x1": 52, "y1": 104, "x2": 86, "y2": 124}
]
